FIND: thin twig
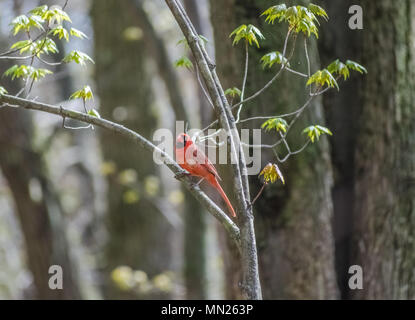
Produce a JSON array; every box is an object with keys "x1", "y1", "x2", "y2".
[
  {"x1": 235, "y1": 41, "x2": 249, "y2": 123},
  {"x1": 251, "y1": 183, "x2": 266, "y2": 207},
  {"x1": 62, "y1": 0, "x2": 69, "y2": 10},
  {"x1": 275, "y1": 140, "x2": 310, "y2": 163},
  {"x1": 195, "y1": 63, "x2": 214, "y2": 108},
  {"x1": 285, "y1": 67, "x2": 308, "y2": 78},
  {"x1": 231, "y1": 30, "x2": 292, "y2": 111}
]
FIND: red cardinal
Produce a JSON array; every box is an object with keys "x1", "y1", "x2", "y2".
[{"x1": 175, "y1": 133, "x2": 236, "y2": 217}]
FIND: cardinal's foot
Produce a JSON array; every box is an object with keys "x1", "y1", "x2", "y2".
[{"x1": 174, "y1": 171, "x2": 190, "y2": 180}]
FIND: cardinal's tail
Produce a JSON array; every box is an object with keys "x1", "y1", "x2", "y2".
[{"x1": 210, "y1": 179, "x2": 236, "y2": 217}]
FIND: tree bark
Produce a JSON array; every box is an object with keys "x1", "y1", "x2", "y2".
[
  {"x1": 318, "y1": 0, "x2": 363, "y2": 299},
  {"x1": 210, "y1": 0, "x2": 338, "y2": 299},
  {"x1": 350, "y1": 0, "x2": 415, "y2": 299}
]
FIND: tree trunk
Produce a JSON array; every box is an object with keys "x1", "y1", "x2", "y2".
[
  {"x1": 318, "y1": 0, "x2": 363, "y2": 299},
  {"x1": 350, "y1": 0, "x2": 415, "y2": 299},
  {"x1": 210, "y1": 0, "x2": 338, "y2": 299},
  {"x1": 92, "y1": 0, "x2": 174, "y2": 299}
]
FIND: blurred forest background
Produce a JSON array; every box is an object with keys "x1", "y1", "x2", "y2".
[{"x1": 0, "y1": 0, "x2": 414, "y2": 300}]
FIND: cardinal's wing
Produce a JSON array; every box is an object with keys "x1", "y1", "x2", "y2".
[{"x1": 191, "y1": 145, "x2": 221, "y2": 180}]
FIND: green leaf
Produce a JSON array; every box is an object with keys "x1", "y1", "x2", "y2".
[
  {"x1": 260, "y1": 51, "x2": 289, "y2": 68},
  {"x1": 0, "y1": 86, "x2": 8, "y2": 96},
  {"x1": 9, "y1": 38, "x2": 58, "y2": 56},
  {"x1": 4, "y1": 65, "x2": 21, "y2": 80},
  {"x1": 327, "y1": 59, "x2": 350, "y2": 80},
  {"x1": 306, "y1": 69, "x2": 339, "y2": 90},
  {"x1": 259, "y1": 163, "x2": 285, "y2": 184},
  {"x1": 10, "y1": 40, "x2": 33, "y2": 54},
  {"x1": 10, "y1": 14, "x2": 45, "y2": 35},
  {"x1": 29, "y1": 5, "x2": 49, "y2": 16},
  {"x1": 70, "y1": 27, "x2": 88, "y2": 39},
  {"x1": 261, "y1": 118, "x2": 288, "y2": 133},
  {"x1": 345, "y1": 60, "x2": 367, "y2": 74},
  {"x1": 70, "y1": 85, "x2": 94, "y2": 101},
  {"x1": 50, "y1": 26, "x2": 69, "y2": 41},
  {"x1": 261, "y1": 4, "x2": 287, "y2": 24},
  {"x1": 63, "y1": 50, "x2": 94, "y2": 65},
  {"x1": 42, "y1": 7, "x2": 71, "y2": 24},
  {"x1": 224, "y1": 87, "x2": 242, "y2": 98},
  {"x1": 35, "y1": 38, "x2": 58, "y2": 56},
  {"x1": 308, "y1": 4, "x2": 329, "y2": 21},
  {"x1": 30, "y1": 68, "x2": 53, "y2": 81},
  {"x1": 4, "y1": 65, "x2": 52, "y2": 81},
  {"x1": 88, "y1": 109, "x2": 101, "y2": 118},
  {"x1": 229, "y1": 24, "x2": 265, "y2": 48},
  {"x1": 302, "y1": 125, "x2": 332, "y2": 143},
  {"x1": 262, "y1": 3, "x2": 328, "y2": 38},
  {"x1": 174, "y1": 56, "x2": 193, "y2": 70}
]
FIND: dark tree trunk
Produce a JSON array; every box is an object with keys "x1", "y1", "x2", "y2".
[
  {"x1": 350, "y1": 0, "x2": 415, "y2": 299},
  {"x1": 319, "y1": 0, "x2": 363, "y2": 299},
  {"x1": 92, "y1": 0, "x2": 174, "y2": 299},
  {"x1": 210, "y1": 0, "x2": 339, "y2": 299},
  {"x1": 320, "y1": 0, "x2": 415, "y2": 300}
]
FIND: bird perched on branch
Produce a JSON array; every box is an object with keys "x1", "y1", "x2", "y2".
[{"x1": 175, "y1": 133, "x2": 236, "y2": 218}]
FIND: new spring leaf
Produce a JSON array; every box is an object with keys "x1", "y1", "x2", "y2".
[
  {"x1": 4, "y1": 65, "x2": 52, "y2": 81},
  {"x1": 174, "y1": 56, "x2": 193, "y2": 70},
  {"x1": 261, "y1": 3, "x2": 328, "y2": 38},
  {"x1": 307, "y1": 69, "x2": 339, "y2": 90},
  {"x1": 261, "y1": 51, "x2": 289, "y2": 68},
  {"x1": 259, "y1": 163, "x2": 285, "y2": 184},
  {"x1": 303, "y1": 125, "x2": 332, "y2": 143},
  {"x1": 261, "y1": 118, "x2": 288, "y2": 133},
  {"x1": 224, "y1": 87, "x2": 242, "y2": 99},
  {"x1": 70, "y1": 85, "x2": 94, "y2": 101},
  {"x1": 63, "y1": 50, "x2": 94, "y2": 66},
  {"x1": 229, "y1": 24, "x2": 265, "y2": 48}
]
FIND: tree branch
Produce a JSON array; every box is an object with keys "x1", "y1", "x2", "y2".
[{"x1": 235, "y1": 41, "x2": 249, "y2": 123}]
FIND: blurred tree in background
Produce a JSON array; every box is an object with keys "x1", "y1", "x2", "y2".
[
  {"x1": 320, "y1": 0, "x2": 415, "y2": 299},
  {"x1": 91, "y1": 0, "x2": 176, "y2": 299}
]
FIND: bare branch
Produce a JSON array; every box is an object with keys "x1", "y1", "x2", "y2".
[
  {"x1": 235, "y1": 41, "x2": 249, "y2": 123},
  {"x1": 285, "y1": 67, "x2": 308, "y2": 78},
  {"x1": 275, "y1": 140, "x2": 310, "y2": 163},
  {"x1": 195, "y1": 63, "x2": 214, "y2": 108},
  {"x1": 231, "y1": 30, "x2": 292, "y2": 111}
]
